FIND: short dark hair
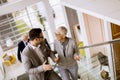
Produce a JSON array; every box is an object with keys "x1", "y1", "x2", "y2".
[{"x1": 29, "y1": 28, "x2": 42, "y2": 40}]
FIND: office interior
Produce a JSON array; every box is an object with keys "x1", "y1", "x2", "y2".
[{"x1": 0, "y1": 0, "x2": 120, "y2": 80}]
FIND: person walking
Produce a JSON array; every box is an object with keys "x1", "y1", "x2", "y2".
[
  {"x1": 54, "y1": 26, "x2": 80, "y2": 80},
  {"x1": 17, "y1": 34, "x2": 29, "y2": 62},
  {"x1": 21, "y1": 28, "x2": 62, "y2": 80}
]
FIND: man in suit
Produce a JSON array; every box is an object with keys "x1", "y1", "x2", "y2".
[
  {"x1": 54, "y1": 26, "x2": 80, "y2": 80},
  {"x1": 17, "y1": 34, "x2": 29, "y2": 62},
  {"x1": 21, "y1": 28, "x2": 62, "y2": 80}
]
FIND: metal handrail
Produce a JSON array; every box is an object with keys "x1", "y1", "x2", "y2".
[
  {"x1": 0, "y1": 10, "x2": 38, "y2": 25},
  {"x1": 79, "y1": 38, "x2": 120, "y2": 49},
  {"x1": 0, "y1": 22, "x2": 27, "y2": 33}
]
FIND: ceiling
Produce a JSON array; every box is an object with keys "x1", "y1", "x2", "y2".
[
  {"x1": 0, "y1": 0, "x2": 120, "y2": 25},
  {"x1": 0, "y1": 0, "x2": 40, "y2": 16},
  {"x1": 61, "y1": 0, "x2": 120, "y2": 25}
]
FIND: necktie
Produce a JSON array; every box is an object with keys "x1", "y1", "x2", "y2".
[
  {"x1": 61, "y1": 38, "x2": 69, "y2": 57},
  {"x1": 63, "y1": 47, "x2": 66, "y2": 57},
  {"x1": 62, "y1": 44, "x2": 66, "y2": 57}
]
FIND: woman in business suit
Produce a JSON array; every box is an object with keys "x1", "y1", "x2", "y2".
[
  {"x1": 21, "y1": 28, "x2": 61, "y2": 80},
  {"x1": 54, "y1": 26, "x2": 80, "y2": 80}
]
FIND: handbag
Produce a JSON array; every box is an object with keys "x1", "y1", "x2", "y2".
[{"x1": 101, "y1": 70, "x2": 110, "y2": 80}]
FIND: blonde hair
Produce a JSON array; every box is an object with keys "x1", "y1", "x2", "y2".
[{"x1": 56, "y1": 26, "x2": 67, "y2": 36}]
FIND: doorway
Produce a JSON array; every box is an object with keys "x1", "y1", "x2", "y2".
[{"x1": 111, "y1": 23, "x2": 120, "y2": 80}]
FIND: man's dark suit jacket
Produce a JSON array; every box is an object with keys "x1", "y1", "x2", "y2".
[{"x1": 17, "y1": 41, "x2": 26, "y2": 62}]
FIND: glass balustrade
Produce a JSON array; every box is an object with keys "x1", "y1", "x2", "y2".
[{"x1": 78, "y1": 39, "x2": 120, "y2": 80}]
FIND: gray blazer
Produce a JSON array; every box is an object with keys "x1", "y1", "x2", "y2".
[
  {"x1": 21, "y1": 41, "x2": 61, "y2": 80},
  {"x1": 21, "y1": 44, "x2": 44, "y2": 80},
  {"x1": 54, "y1": 37, "x2": 79, "y2": 68},
  {"x1": 21, "y1": 42, "x2": 56, "y2": 80}
]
